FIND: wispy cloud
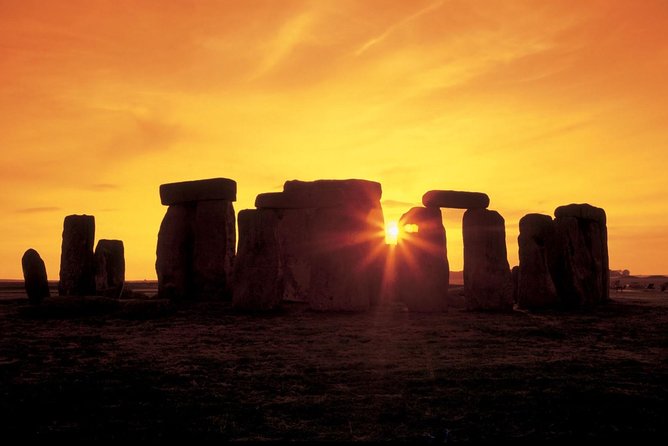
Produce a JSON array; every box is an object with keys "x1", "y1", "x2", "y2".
[{"x1": 15, "y1": 206, "x2": 60, "y2": 214}]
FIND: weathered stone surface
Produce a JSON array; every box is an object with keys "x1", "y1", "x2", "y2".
[
  {"x1": 233, "y1": 209, "x2": 282, "y2": 311},
  {"x1": 308, "y1": 206, "x2": 384, "y2": 311},
  {"x1": 422, "y1": 190, "x2": 490, "y2": 209},
  {"x1": 94, "y1": 240, "x2": 125, "y2": 298},
  {"x1": 463, "y1": 209, "x2": 513, "y2": 311},
  {"x1": 156, "y1": 199, "x2": 236, "y2": 301},
  {"x1": 22, "y1": 249, "x2": 49, "y2": 303},
  {"x1": 159, "y1": 178, "x2": 236, "y2": 205},
  {"x1": 193, "y1": 200, "x2": 235, "y2": 300},
  {"x1": 281, "y1": 179, "x2": 382, "y2": 208},
  {"x1": 517, "y1": 214, "x2": 559, "y2": 309},
  {"x1": 275, "y1": 208, "x2": 315, "y2": 302},
  {"x1": 59, "y1": 215, "x2": 96, "y2": 296},
  {"x1": 553, "y1": 204, "x2": 609, "y2": 307},
  {"x1": 156, "y1": 204, "x2": 195, "y2": 300},
  {"x1": 395, "y1": 207, "x2": 448, "y2": 312}
]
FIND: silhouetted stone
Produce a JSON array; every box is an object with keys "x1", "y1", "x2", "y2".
[
  {"x1": 233, "y1": 209, "x2": 282, "y2": 311},
  {"x1": 422, "y1": 190, "x2": 490, "y2": 209},
  {"x1": 156, "y1": 204, "x2": 195, "y2": 300},
  {"x1": 59, "y1": 215, "x2": 95, "y2": 296},
  {"x1": 553, "y1": 203, "x2": 609, "y2": 307},
  {"x1": 395, "y1": 207, "x2": 448, "y2": 312},
  {"x1": 159, "y1": 178, "x2": 236, "y2": 205},
  {"x1": 511, "y1": 265, "x2": 519, "y2": 304},
  {"x1": 281, "y1": 179, "x2": 382, "y2": 208},
  {"x1": 22, "y1": 249, "x2": 49, "y2": 304},
  {"x1": 517, "y1": 214, "x2": 559, "y2": 309},
  {"x1": 193, "y1": 200, "x2": 235, "y2": 300},
  {"x1": 308, "y1": 205, "x2": 384, "y2": 311},
  {"x1": 275, "y1": 208, "x2": 315, "y2": 302},
  {"x1": 94, "y1": 240, "x2": 125, "y2": 298},
  {"x1": 463, "y1": 209, "x2": 513, "y2": 311}
]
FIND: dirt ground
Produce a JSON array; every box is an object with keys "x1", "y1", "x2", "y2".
[{"x1": 0, "y1": 283, "x2": 666, "y2": 442}]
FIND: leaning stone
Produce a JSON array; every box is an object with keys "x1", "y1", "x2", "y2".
[
  {"x1": 94, "y1": 240, "x2": 125, "y2": 298},
  {"x1": 422, "y1": 190, "x2": 490, "y2": 209},
  {"x1": 517, "y1": 214, "x2": 559, "y2": 309},
  {"x1": 159, "y1": 178, "x2": 236, "y2": 205},
  {"x1": 463, "y1": 209, "x2": 513, "y2": 311},
  {"x1": 156, "y1": 204, "x2": 195, "y2": 300},
  {"x1": 395, "y1": 207, "x2": 448, "y2": 312},
  {"x1": 192, "y1": 200, "x2": 236, "y2": 300},
  {"x1": 22, "y1": 249, "x2": 50, "y2": 304},
  {"x1": 233, "y1": 209, "x2": 282, "y2": 311},
  {"x1": 59, "y1": 215, "x2": 96, "y2": 296}
]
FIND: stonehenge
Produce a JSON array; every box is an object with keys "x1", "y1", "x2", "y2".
[
  {"x1": 22, "y1": 249, "x2": 50, "y2": 303},
  {"x1": 24, "y1": 178, "x2": 609, "y2": 314},
  {"x1": 517, "y1": 204, "x2": 609, "y2": 309},
  {"x1": 59, "y1": 215, "x2": 96, "y2": 296},
  {"x1": 156, "y1": 178, "x2": 236, "y2": 301},
  {"x1": 234, "y1": 179, "x2": 385, "y2": 311}
]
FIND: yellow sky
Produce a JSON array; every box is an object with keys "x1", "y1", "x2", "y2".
[{"x1": 1, "y1": 0, "x2": 667, "y2": 278}]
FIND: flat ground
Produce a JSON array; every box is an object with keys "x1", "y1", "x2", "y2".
[{"x1": 0, "y1": 283, "x2": 666, "y2": 442}]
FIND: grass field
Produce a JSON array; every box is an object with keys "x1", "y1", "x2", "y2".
[{"x1": 0, "y1": 282, "x2": 666, "y2": 442}]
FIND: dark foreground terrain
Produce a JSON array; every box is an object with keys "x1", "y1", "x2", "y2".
[{"x1": 0, "y1": 283, "x2": 666, "y2": 442}]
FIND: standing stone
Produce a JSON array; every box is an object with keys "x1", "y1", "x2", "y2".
[
  {"x1": 553, "y1": 203, "x2": 609, "y2": 307},
  {"x1": 94, "y1": 240, "x2": 125, "y2": 298},
  {"x1": 233, "y1": 209, "x2": 282, "y2": 311},
  {"x1": 275, "y1": 208, "x2": 315, "y2": 302},
  {"x1": 22, "y1": 249, "x2": 49, "y2": 303},
  {"x1": 395, "y1": 207, "x2": 448, "y2": 312},
  {"x1": 422, "y1": 190, "x2": 490, "y2": 209},
  {"x1": 59, "y1": 214, "x2": 95, "y2": 296},
  {"x1": 193, "y1": 200, "x2": 235, "y2": 300},
  {"x1": 156, "y1": 204, "x2": 195, "y2": 300},
  {"x1": 308, "y1": 206, "x2": 381, "y2": 312},
  {"x1": 517, "y1": 214, "x2": 559, "y2": 309},
  {"x1": 463, "y1": 209, "x2": 513, "y2": 311},
  {"x1": 156, "y1": 178, "x2": 237, "y2": 301}
]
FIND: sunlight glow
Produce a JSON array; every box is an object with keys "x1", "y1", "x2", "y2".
[
  {"x1": 403, "y1": 224, "x2": 419, "y2": 234},
  {"x1": 385, "y1": 221, "x2": 399, "y2": 244}
]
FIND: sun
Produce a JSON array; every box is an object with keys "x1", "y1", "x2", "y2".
[{"x1": 385, "y1": 221, "x2": 399, "y2": 245}]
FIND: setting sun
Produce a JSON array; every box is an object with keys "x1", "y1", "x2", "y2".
[{"x1": 385, "y1": 221, "x2": 399, "y2": 245}]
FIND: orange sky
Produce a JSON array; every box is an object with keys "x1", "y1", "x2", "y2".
[{"x1": 1, "y1": 0, "x2": 667, "y2": 279}]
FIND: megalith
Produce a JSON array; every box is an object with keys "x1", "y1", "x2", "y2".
[
  {"x1": 517, "y1": 214, "x2": 559, "y2": 309},
  {"x1": 422, "y1": 190, "x2": 489, "y2": 209},
  {"x1": 59, "y1": 214, "x2": 96, "y2": 296},
  {"x1": 156, "y1": 178, "x2": 236, "y2": 300},
  {"x1": 243, "y1": 179, "x2": 385, "y2": 311},
  {"x1": 232, "y1": 210, "x2": 283, "y2": 311},
  {"x1": 395, "y1": 207, "x2": 448, "y2": 312},
  {"x1": 94, "y1": 239, "x2": 125, "y2": 298},
  {"x1": 553, "y1": 203, "x2": 609, "y2": 307},
  {"x1": 22, "y1": 248, "x2": 50, "y2": 303},
  {"x1": 463, "y1": 209, "x2": 513, "y2": 311}
]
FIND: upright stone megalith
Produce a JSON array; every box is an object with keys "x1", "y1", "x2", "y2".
[
  {"x1": 22, "y1": 248, "x2": 50, "y2": 303},
  {"x1": 232, "y1": 209, "x2": 283, "y2": 311},
  {"x1": 94, "y1": 239, "x2": 125, "y2": 298},
  {"x1": 395, "y1": 207, "x2": 448, "y2": 312},
  {"x1": 156, "y1": 178, "x2": 236, "y2": 300},
  {"x1": 463, "y1": 209, "x2": 513, "y2": 311},
  {"x1": 517, "y1": 214, "x2": 559, "y2": 309},
  {"x1": 553, "y1": 203, "x2": 609, "y2": 307},
  {"x1": 59, "y1": 214, "x2": 96, "y2": 296},
  {"x1": 242, "y1": 179, "x2": 385, "y2": 311}
]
